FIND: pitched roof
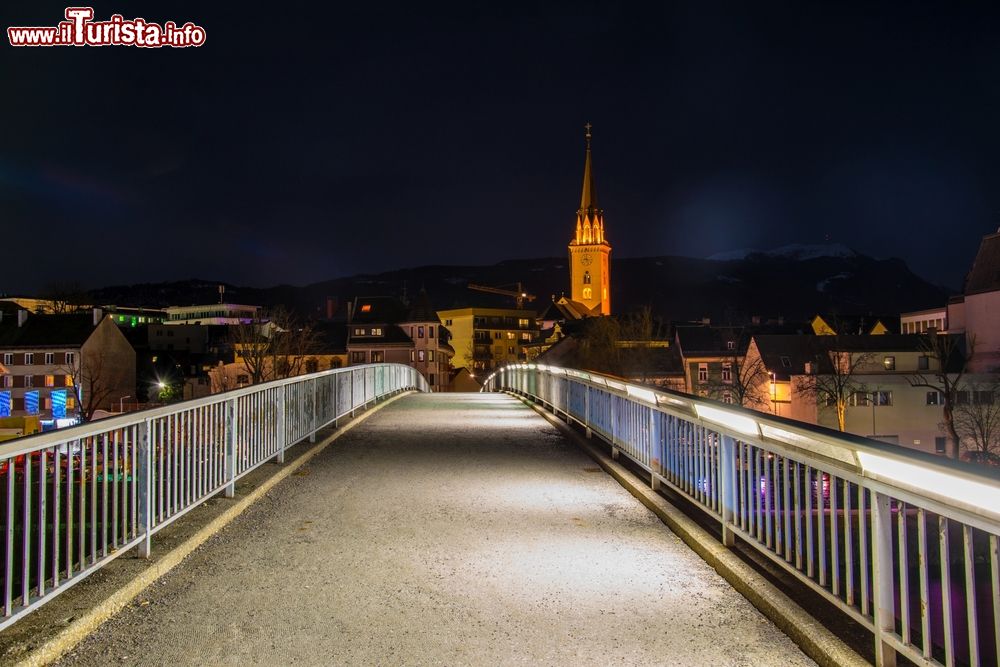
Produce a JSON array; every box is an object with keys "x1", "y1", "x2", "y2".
[
  {"x1": 674, "y1": 327, "x2": 746, "y2": 356},
  {"x1": 752, "y1": 333, "x2": 958, "y2": 379},
  {"x1": 402, "y1": 289, "x2": 439, "y2": 324},
  {"x1": 0, "y1": 313, "x2": 97, "y2": 348},
  {"x1": 965, "y1": 230, "x2": 1000, "y2": 295},
  {"x1": 350, "y1": 296, "x2": 407, "y2": 324}
]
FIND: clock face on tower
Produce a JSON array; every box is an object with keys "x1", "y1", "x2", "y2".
[{"x1": 580, "y1": 255, "x2": 593, "y2": 266}]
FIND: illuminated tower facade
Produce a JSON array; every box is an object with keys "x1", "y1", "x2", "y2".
[{"x1": 568, "y1": 123, "x2": 611, "y2": 316}]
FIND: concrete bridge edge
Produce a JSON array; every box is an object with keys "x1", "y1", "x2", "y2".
[{"x1": 515, "y1": 393, "x2": 872, "y2": 667}]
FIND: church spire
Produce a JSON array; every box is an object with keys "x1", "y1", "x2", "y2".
[{"x1": 579, "y1": 122, "x2": 599, "y2": 213}]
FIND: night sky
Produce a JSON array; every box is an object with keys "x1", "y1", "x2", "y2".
[{"x1": 4, "y1": 1, "x2": 1000, "y2": 294}]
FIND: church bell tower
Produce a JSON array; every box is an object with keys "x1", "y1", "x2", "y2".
[{"x1": 568, "y1": 123, "x2": 611, "y2": 316}]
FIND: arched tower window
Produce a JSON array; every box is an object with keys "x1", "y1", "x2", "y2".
[
  {"x1": 583, "y1": 271, "x2": 591, "y2": 285},
  {"x1": 582, "y1": 287, "x2": 593, "y2": 300}
]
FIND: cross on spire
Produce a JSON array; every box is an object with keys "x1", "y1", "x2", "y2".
[{"x1": 584, "y1": 122, "x2": 592, "y2": 148}]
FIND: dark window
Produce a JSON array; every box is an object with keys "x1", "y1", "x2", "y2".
[
  {"x1": 305, "y1": 359, "x2": 319, "y2": 373},
  {"x1": 918, "y1": 356, "x2": 929, "y2": 370},
  {"x1": 780, "y1": 356, "x2": 791, "y2": 369},
  {"x1": 583, "y1": 271, "x2": 592, "y2": 285},
  {"x1": 237, "y1": 374, "x2": 249, "y2": 385},
  {"x1": 926, "y1": 391, "x2": 941, "y2": 406},
  {"x1": 935, "y1": 437, "x2": 947, "y2": 454}
]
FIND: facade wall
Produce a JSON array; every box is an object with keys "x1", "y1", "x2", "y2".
[
  {"x1": 79, "y1": 317, "x2": 137, "y2": 416},
  {"x1": 963, "y1": 292, "x2": 1000, "y2": 372},
  {"x1": 0, "y1": 347, "x2": 79, "y2": 418},
  {"x1": 438, "y1": 307, "x2": 537, "y2": 375}
]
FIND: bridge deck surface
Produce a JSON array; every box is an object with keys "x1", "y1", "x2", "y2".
[{"x1": 59, "y1": 393, "x2": 814, "y2": 666}]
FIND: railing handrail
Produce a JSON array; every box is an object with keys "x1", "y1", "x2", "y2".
[
  {"x1": 485, "y1": 363, "x2": 1000, "y2": 526},
  {"x1": 487, "y1": 362, "x2": 1000, "y2": 667},
  {"x1": 0, "y1": 363, "x2": 413, "y2": 458}
]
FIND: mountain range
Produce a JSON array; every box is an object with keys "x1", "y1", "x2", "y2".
[{"x1": 85, "y1": 244, "x2": 950, "y2": 325}]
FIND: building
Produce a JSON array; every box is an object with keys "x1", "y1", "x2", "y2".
[
  {"x1": 745, "y1": 334, "x2": 974, "y2": 455},
  {"x1": 563, "y1": 123, "x2": 611, "y2": 318},
  {"x1": 163, "y1": 303, "x2": 261, "y2": 325},
  {"x1": 899, "y1": 307, "x2": 948, "y2": 335},
  {"x1": 945, "y1": 229, "x2": 1000, "y2": 372},
  {"x1": 347, "y1": 293, "x2": 454, "y2": 391},
  {"x1": 675, "y1": 326, "x2": 760, "y2": 407},
  {"x1": 436, "y1": 306, "x2": 538, "y2": 376},
  {"x1": 0, "y1": 309, "x2": 136, "y2": 424}
]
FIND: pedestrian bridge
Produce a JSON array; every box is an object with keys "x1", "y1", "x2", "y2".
[{"x1": 0, "y1": 364, "x2": 998, "y2": 667}]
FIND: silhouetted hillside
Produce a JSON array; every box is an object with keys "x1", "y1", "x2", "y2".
[{"x1": 86, "y1": 248, "x2": 950, "y2": 324}]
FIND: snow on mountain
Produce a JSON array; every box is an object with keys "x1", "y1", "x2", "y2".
[{"x1": 708, "y1": 243, "x2": 858, "y2": 262}]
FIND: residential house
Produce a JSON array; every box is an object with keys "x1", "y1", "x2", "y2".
[{"x1": 0, "y1": 309, "x2": 135, "y2": 423}]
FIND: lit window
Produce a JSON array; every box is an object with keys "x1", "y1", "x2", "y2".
[
  {"x1": 429, "y1": 350, "x2": 435, "y2": 362},
  {"x1": 418, "y1": 326, "x2": 425, "y2": 338},
  {"x1": 410, "y1": 350, "x2": 415, "y2": 362},
  {"x1": 361, "y1": 304, "x2": 372, "y2": 312},
  {"x1": 66, "y1": 395, "x2": 75, "y2": 410},
  {"x1": 698, "y1": 363, "x2": 708, "y2": 383},
  {"x1": 872, "y1": 391, "x2": 892, "y2": 406},
  {"x1": 721, "y1": 363, "x2": 732, "y2": 383},
  {"x1": 45, "y1": 375, "x2": 54, "y2": 387},
  {"x1": 507, "y1": 332, "x2": 515, "y2": 340},
  {"x1": 65, "y1": 376, "x2": 73, "y2": 387},
  {"x1": 883, "y1": 356, "x2": 895, "y2": 371},
  {"x1": 582, "y1": 287, "x2": 593, "y2": 300},
  {"x1": 354, "y1": 328, "x2": 365, "y2": 336},
  {"x1": 418, "y1": 350, "x2": 426, "y2": 362},
  {"x1": 371, "y1": 328, "x2": 383, "y2": 336}
]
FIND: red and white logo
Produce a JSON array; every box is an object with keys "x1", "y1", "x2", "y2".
[{"x1": 8, "y1": 7, "x2": 206, "y2": 48}]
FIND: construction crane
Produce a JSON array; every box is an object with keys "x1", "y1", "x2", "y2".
[{"x1": 467, "y1": 282, "x2": 537, "y2": 309}]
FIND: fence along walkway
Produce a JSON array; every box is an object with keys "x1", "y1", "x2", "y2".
[
  {"x1": 0, "y1": 364, "x2": 427, "y2": 632},
  {"x1": 58, "y1": 393, "x2": 813, "y2": 666},
  {"x1": 487, "y1": 363, "x2": 1000, "y2": 667}
]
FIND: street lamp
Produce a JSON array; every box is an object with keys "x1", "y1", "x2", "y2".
[{"x1": 119, "y1": 395, "x2": 131, "y2": 413}]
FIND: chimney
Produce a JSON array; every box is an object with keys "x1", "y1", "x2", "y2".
[
  {"x1": 93, "y1": 307, "x2": 103, "y2": 326},
  {"x1": 17, "y1": 310, "x2": 28, "y2": 328}
]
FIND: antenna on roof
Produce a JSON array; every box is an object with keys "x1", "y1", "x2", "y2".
[{"x1": 218, "y1": 284, "x2": 225, "y2": 304}]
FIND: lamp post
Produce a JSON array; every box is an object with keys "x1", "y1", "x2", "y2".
[{"x1": 118, "y1": 395, "x2": 131, "y2": 413}]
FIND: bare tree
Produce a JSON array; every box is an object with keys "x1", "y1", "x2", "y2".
[
  {"x1": 63, "y1": 352, "x2": 115, "y2": 422},
  {"x1": 951, "y1": 380, "x2": 1000, "y2": 463},
  {"x1": 40, "y1": 281, "x2": 89, "y2": 314},
  {"x1": 706, "y1": 329, "x2": 770, "y2": 408},
  {"x1": 908, "y1": 333, "x2": 973, "y2": 459},
  {"x1": 578, "y1": 316, "x2": 621, "y2": 375},
  {"x1": 619, "y1": 306, "x2": 664, "y2": 382},
  {"x1": 797, "y1": 343, "x2": 874, "y2": 432},
  {"x1": 228, "y1": 307, "x2": 320, "y2": 385}
]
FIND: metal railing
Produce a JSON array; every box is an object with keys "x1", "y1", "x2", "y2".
[
  {"x1": 0, "y1": 363, "x2": 427, "y2": 631},
  {"x1": 486, "y1": 364, "x2": 1000, "y2": 667}
]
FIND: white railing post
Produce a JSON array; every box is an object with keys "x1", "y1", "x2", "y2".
[
  {"x1": 276, "y1": 384, "x2": 286, "y2": 464},
  {"x1": 309, "y1": 378, "x2": 318, "y2": 443},
  {"x1": 720, "y1": 434, "x2": 737, "y2": 547},
  {"x1": 137, "y1": 418, "x2": 153, "y2": 558},
  {"x1": 585, "y1": 384, "x2": 592, "y2": 439},
  {"x1": 650, "y1": 407, "x2": 662, "y2": 491},
  {"x1": 225, "y1": 398, "x2": 237, "y2": 498},
  {"x1": 872, "y1": 491, "x2": 898, "y2": 667}
]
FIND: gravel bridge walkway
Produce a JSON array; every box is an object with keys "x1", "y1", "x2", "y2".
[{"x1": 60, "y1": 393, "x2": 814, "y2": 666}]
